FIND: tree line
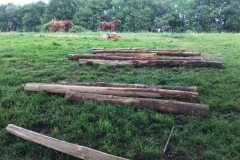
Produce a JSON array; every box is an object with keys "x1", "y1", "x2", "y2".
[{"x1": 0, "y1": 0, "x2": 239, "y2": 33}]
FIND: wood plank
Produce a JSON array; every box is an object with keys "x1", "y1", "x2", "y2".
[{"x1": 6, "y1": 124, "x2": 129, "y2": 160}]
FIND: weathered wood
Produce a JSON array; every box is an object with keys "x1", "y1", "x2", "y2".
[
  {"x1": 163, "y1": 126, "x2": 175, "y2": 154},
  {"x1": 91, "y1": 47, "x2": 147, "y2": 50},
  {"x1": 68, "y1": 54, "x2": 202, "y2": 61},
  {"x1": 94, "y1": 52, "x2": 200, "y2": 57},
  {"x1": 78, "y1": 59, "x2": 223, "y2": 68},
  {"x1": 68, "y1": 54, "x2": 157, "y2": 60},
  {"x1": 61, "y1": 81, "x2": 197, "y2": 92},
  {"x1": 91, "y1": 48, "x2": 186, "y2": 53},
  {"x1": 6, "y1": 124, "x2": 129, "y2": 160},
  {"x1": 96, "y1": 53, "x2": 157, "y2": 58},
  {"x1": 24, "y1": 83, "x2": 198, "y2": 99},
  {"x1": 65, "y1": 91, "x2": 210, "y2": 116},
  {"x1": 155, "y1": 52, "x2": 201, "y2": 57}
]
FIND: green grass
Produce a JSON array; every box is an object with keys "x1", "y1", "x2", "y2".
[{"x1": 0, "y1": 32, "x2": 240, "y2": 160}]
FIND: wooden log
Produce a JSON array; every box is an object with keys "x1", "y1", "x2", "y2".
[
  {"x1": 155, "y1": 52, "x2": 201, "y2": 57},
  {"x1": 68, "y1": 54, "x2": 157, "y2": 60},
  {"x1": 65, "y1": 91, "x2": 210, "y2": 117},
  {"x1": 6, "y1": 124, "x2": 129, "y2": 160},
  {"x1": 24, "y1": 83, "x2": 198, "y2": 99},
  {"x1": 96, "y1": 53, "x2": 157, "y2": 58},
  {"x1": 91, "y1": 48, "x2": 186, "y2": 53},
  {"x1": 91, "y1": 47, "x2": 147, "y2": 50},
  {"x1": 61, "y1": 81, "x2": 197, "y2": 92},
  {"x1": 68, "y1": 54, "x2": 202, "y2": 61},
  {"x1": 78, "y1": 59, "x2": 223, "y2": 68},
  {"x1": 94, "y1": 52, "x2": 200, "y2": 57}
]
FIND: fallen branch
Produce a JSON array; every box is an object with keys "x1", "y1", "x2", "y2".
[
  {"x1": 24, "y1": 83, "x2": 198, "y2": 99},
  {"x1": 61, "y1": 81, "x2": 197, "y2": 92},
  {"x1": 65, "y1": 91, "x2": 210, "y2": 116},
  {"x1": 78, "y1": 59, "x2": 223, "y2": 68},
  {"x1": 6, "y1": 124, "x2": 129, "y2": 160}
]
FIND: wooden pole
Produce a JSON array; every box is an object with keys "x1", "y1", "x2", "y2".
[
  {"x1": 60, "y1": 81, "x2": 198, "y2": 92},
  {"x1": 68, "y1": 54, "x2": 157, "y2": 60},
  {"x1": 96, "y1": 53, "x2": 157, "y2": 58},
  {"x1": 91, "y1": 48, "x2": 186, "y2": 53},
  {"x1": 24, "y1": 83, "x2": 198, "y2": 99},
  {"x1": 163, "y1": 126, "x2": 175, "y2": 154},
  {"x1": 93, "y1": 52, "x2": 200, "y2": 57},
  {"x1": 6, "y1": 124, "x2": 129, "y2": 160},
  {"x1": 78, "y1": 59, "x2": 223, "y2": 68},
  {"x1": 68, "y1": 54, "x2": 202, "y2": 61},
  {"x1": 65, "y1": 91, "x2": 210, "y2": 116}
]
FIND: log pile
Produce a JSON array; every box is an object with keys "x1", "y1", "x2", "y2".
[
  {"x1": 24, "y1": 82, "x2": 210, "y2": 117},
  {"x1": 68, "y1": 47, "x2": 223, "y2": 68}
]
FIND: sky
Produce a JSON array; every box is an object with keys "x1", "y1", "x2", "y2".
[{"x1": 0, "y1": 0, "x2": 49, "y2": 6}]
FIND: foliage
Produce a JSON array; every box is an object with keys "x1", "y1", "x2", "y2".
[
  {"x1": 1, "y1": 0, "x2": 240, "y2": 32},
  {"x1": 69, "y1": 25, "x2": 85, "y2": 33},
  {"x1": 40, "y1": 23, "x2": 49, "y2": 32}
]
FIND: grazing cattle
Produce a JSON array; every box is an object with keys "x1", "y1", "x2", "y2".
[
  {"x1": 98, "y1": 19, "x2": 121, "y2": 32},
  {"x1": 48, "y1": 20, "x2": 74, "y2": 32}
]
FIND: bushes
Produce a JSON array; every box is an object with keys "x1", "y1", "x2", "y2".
[{"x1": 69, "y1": 25, "x2": 85, "y2": 33}]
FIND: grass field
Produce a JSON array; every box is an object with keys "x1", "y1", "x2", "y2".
[{"x1": 0, "y1": 32, "x2": 240, "y2": 160}]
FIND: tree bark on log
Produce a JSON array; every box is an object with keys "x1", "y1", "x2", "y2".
[
  {"x1": 65, "y1": 91, "x2": 210, "y2": 117},
  {"x1": 61, "y1": 81, "x2": 197, "y2": 92},
  {"x1": 68, "y1": 54, "x2": 202, "y2": 61},
  {"x1": 94, "y1": 52, "x2": 200, "y2": 57},
  {"x1": 91, "y1": 47, "x2": 148, "y2": 50},
  {"x1": 24, "y1": 83, "x2": 198, "y2": 99},
  {"x1": 6, "y1": 124, "x2": 129, "y2": 160},
  {"x1": 68, "y1": 54, "x2": 157, "y2": 60},
  {"x1": 96, "y1": 53, "x2": 157, "y2": 58},
  {"x1": 78, "y1": 59, "x2": 223, "y2": 68},
  {"x1": 91, "y1": 48, "x2": 186, "y2": 53}
]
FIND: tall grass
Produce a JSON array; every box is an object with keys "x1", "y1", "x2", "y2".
[{"x1": 0, "y1": 32, "x2": 240, "y2": 159}]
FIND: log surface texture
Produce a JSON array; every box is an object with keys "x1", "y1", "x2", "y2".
[
  {"x1": 66, "y1": 91, "x2": 210, "y2": 116},
  {"x1": 6, "y1": 124, "x2": 129, "y2": 160}
]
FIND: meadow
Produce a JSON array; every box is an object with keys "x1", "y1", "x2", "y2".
[{"x1": 0, "y1": 32, "x2": 240, "y2": 160}]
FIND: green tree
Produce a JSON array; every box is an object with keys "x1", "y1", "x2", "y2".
[
  {"x1": 222, "y1": 1, "x2": 240, "y2": 32},
  {"x1": 21, "y1": 1, "x2": 47, "y2": 32},
  {"x1": 0, "y1": 4, "x2": 8, "y2": 31},
  {"x1": 42, "y1": 0, "x2": 80, "y2": 23},
  {"x1": 73, "y1": 6, "x2": 93, "y2": 29}
]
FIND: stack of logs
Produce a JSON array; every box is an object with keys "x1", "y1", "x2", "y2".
[
  {"x1": 24, "y1": 81, "x2": 210, "y2": 117},
  {"x1": 68, "y1": 47, "x2": 223, "y2": 68}
]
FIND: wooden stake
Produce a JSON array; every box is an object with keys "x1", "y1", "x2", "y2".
[
  {"x1": 6, "y1": 124, "x2": 129, "y2": 160},
  {"x1": 163, "y1": 126, "x2": 175, "y2": 154}
]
